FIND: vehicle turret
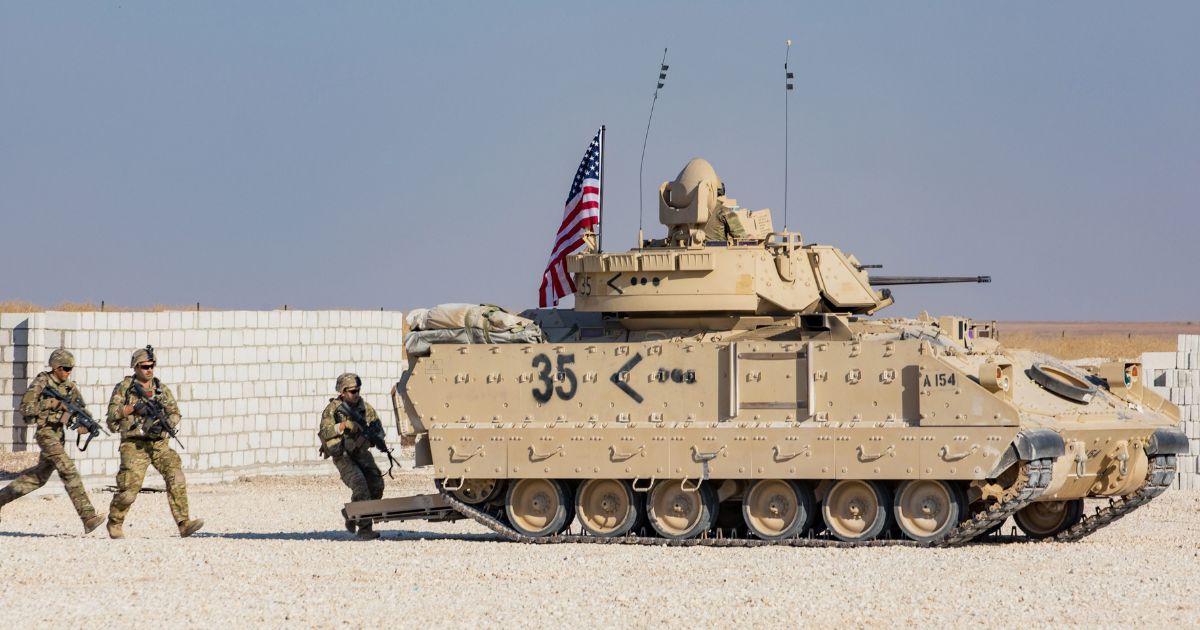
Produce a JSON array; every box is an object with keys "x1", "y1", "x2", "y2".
[{"x1": 568, "y1": 158, "x2": 994, "y2": 322}]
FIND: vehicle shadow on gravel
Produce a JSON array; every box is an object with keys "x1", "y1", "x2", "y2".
[{"x1": 196, "y1": 530, "x2": 358, "y2": 541}]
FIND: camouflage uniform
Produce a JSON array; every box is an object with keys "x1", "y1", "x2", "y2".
[
  {"x1": 319, "y1": 373, "x2": 384, "y2": 538},
  {"x1": 703, "y1": 205, "x2": 747, "y2": 242},
  {"x1": 105, "y1": 347, "x2": 201, "y2": 538},
  {"x1": 0, "y1": 349, "x2": 104, "y2": 533}
]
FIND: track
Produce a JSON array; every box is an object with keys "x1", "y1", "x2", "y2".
[
  {"x1": 435, "y1": 458, "x2": 1059, "y2": 548},
  {"x1": 1051, "y1": 455, "x2": 1177, "y2": 543}
]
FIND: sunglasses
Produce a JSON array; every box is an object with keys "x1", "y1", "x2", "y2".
[
  {"x1": 344, "y1": 388, "x2": 360, "y2": 395},
  {"x1": 61, "y1": 366, "x2": 74, "y2": 373},
  {"x1": 137, "y1": 363, "x2": 156, "y2": 370}
]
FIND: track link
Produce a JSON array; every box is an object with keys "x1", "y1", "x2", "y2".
[
  {"x1": 437, "y1": 458, "x2": 1055, "y2": 548},
  {"x1": 1049, "y1": 454, "x2": 1177, "y2": 543}
]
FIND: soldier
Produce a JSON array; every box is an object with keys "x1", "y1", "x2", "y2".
[
  {"x1": 104, "y1": 346, "x2": 203, "y2": 539},
  {"x1": 0, "y1": 349, "x2": 105, "y2": 534},
  {"x1": 319, "y1": 372, "x2": 385, "y2": 540},
  {"x1": 702, "y1": 182, "x2": 748, "y2": 242}
]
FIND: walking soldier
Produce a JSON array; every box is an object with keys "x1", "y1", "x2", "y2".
[{"x1": 0, "y1": 349, "x2": 105, "y2": 534}]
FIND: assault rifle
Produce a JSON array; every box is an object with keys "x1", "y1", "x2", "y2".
[
  {"x1": 40, "y1": 386, "x2": 108, "y2": 451},
  {"x1": 130, "y1": 381, "x2": 186, "y2": 450},
  {"x1": 339, "y1": 401, "x2": 400, "y2": 478}
]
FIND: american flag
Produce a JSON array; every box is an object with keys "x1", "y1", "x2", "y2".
[{"x1": 539, "y1": 128, "x2": 602, "y2": 308}]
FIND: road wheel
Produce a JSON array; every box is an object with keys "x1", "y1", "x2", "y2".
[
  {"x1": 893, "y1": 480, "x2": 965, "y2": 543},
  {"x1": 575, "y1": 479, "x2": 640, "y2": 537},
  {"x1": 742, "y1": 479, "x2": 815, "y2": 540},
  {"x1": 1014, "y1": 499, "x2": 1084, "y2": 539},
  {"x1": 452, "y1": 478, "x2": 503, "y2": 505},
  {"x1": 822, "y1": 479, "x2": 893, "y2": 542},
  {"x1": 505, "y1": 478, "x2": 571, "y2": 537},
  {"x1": 646, "y1": 480, "x2": 718, "y2": 540}
]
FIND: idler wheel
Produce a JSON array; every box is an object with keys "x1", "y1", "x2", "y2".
[
  {"x1": 646, "y1": 480, "x2": 718, "y2": 540},
  {"x1": 452, "y1": 478, "x2": 503, "y2": 505},
  {"x1": 1029, "y1": 363, "x2": 1098, "y2": 403},
  {"x1": 505, "y1": 478, "x2": 572, "y2": 537},
  {"x1": 822, "y1": 480, "x2": 893, "y2": 542},
  {"x1": 742, "y1": 479, "x2": 816, "y2": 540},
  {"x1": 575, "y1": 479, "x2": 641, "y2": 537},
  {"x1": 893, "y1": 480, "x2": 965, "y2": 543},
  {"x1": 1014, "y1": 499, "x2": 1084, "y2": 539}
]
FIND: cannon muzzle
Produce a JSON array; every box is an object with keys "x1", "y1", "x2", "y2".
[{"x1": 869, "y1": 275, "x2": 991, "y2": 286}]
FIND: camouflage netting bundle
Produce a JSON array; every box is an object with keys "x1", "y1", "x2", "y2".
[{"x1": 404, "y1": 303, "x2": 544, "y2": 357}]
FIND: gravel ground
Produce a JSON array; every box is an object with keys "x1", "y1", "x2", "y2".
[{"x1": 1, "y1": 470, "x2": 1197, "y2": 629}]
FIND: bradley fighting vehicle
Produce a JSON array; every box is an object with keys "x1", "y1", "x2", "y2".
[{"x1": 350, "y1": 158, "x2": 1187, "y2": 547}]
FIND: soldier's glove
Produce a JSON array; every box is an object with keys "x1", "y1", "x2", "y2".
[
  {"x1": 338, "y1": 420, "x2": 356, "y2": 434},
  {"x1": 78, "y1": 426, "x2": 90, "y2": 435},
  {"x1": 43, "y1": 398, "x2": 63, "y2": 411}
]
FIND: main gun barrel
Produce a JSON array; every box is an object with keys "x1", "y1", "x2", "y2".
[{"x1": 869, "y1": 275, "x2": 991, "y2": 286}]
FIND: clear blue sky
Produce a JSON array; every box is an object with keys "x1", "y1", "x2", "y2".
[{"x1": 2, "y1": 2, "x2": 1196, "y2": 320}]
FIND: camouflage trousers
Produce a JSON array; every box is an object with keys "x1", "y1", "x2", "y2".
[
  {"x1": 108, "y1": 438, "x2": 189, "y2": 525},
  {"x1": 0, "y1": 426, "x2": 97, "y2": 521},
  {"x1": 332, "y1": 447, "x2": 384, "y2": 503}
]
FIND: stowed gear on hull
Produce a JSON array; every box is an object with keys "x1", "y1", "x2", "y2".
[{"x1": 370, "y1": 158, "x2": 1188, "y2": 545}]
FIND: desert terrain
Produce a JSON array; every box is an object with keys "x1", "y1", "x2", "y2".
[{"x1": 0, "y1": 470, "x2": 1197, "y2": 628}]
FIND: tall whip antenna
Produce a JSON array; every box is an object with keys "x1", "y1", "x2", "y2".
[
  {"x1": 784, "y1": 39, "x2": 794, "y2": 232},
  {"x1": 638, "y1": 48, "x2": 669, "y2": 246}
]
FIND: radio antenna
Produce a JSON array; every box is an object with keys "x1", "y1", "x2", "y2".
[
  {"x1": 638, "y1": 48, "x2": 669, "y2": 247},
  {"x1": 784, "y1": 39, "x2": 794, "y2": 232}
]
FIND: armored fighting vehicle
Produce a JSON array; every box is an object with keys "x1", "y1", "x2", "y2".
[{"x1": 352, "y1": 158, "x2": 1186, "y2": 547}]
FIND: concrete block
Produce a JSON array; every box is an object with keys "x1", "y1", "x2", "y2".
[{"x1": 44, "y1": 311, "x2": 81, "y2": 330}]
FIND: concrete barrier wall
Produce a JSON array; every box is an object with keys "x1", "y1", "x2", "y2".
[
  {"x1": 1143, "y1": 334, "x2": 1200, "y2": 490},
  {"x1": 1, "y1": 310, "x2": 406, "y2": 487}
]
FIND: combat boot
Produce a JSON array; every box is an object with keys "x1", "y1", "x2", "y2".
[
  {"x1": 107, "y1": 518, "x2": 125, "y2": 539},
  {"x1": 83, "y1": 514, "x2": 105, "y2": 534},
  {"x1": 178, "y1": 518, "x2": 204, "y2": 538},
  {"x1": 356, "y1": 523, "x2": 380, "y2": 540},
  {"x1": 341, "y1": 507, "x2": 356, "y2": 533}
]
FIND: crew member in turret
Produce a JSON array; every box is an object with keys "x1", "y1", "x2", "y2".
[
  {"x1": 0, "y1": 349, "x2": 105, "y2": 534},
  {"x1": 318, "y1": 373, "x2": 385, "y2": 540},
  {"x1": 702, "y1": 182, "x2": 748, "y2": 242},
  {"x1": 105, "y1": 346, "x2": 203, "y2": 539}
]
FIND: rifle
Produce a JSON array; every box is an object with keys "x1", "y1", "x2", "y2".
[
  {"x1": 40, "y1": 386, "x2": 109, "y2": 451},
  {"x1": 130, "y1": 380, "x2": 186, "y2": 450},
  {"x1": 339, "y1": 401, "x2": 400, "y2": 478}
]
